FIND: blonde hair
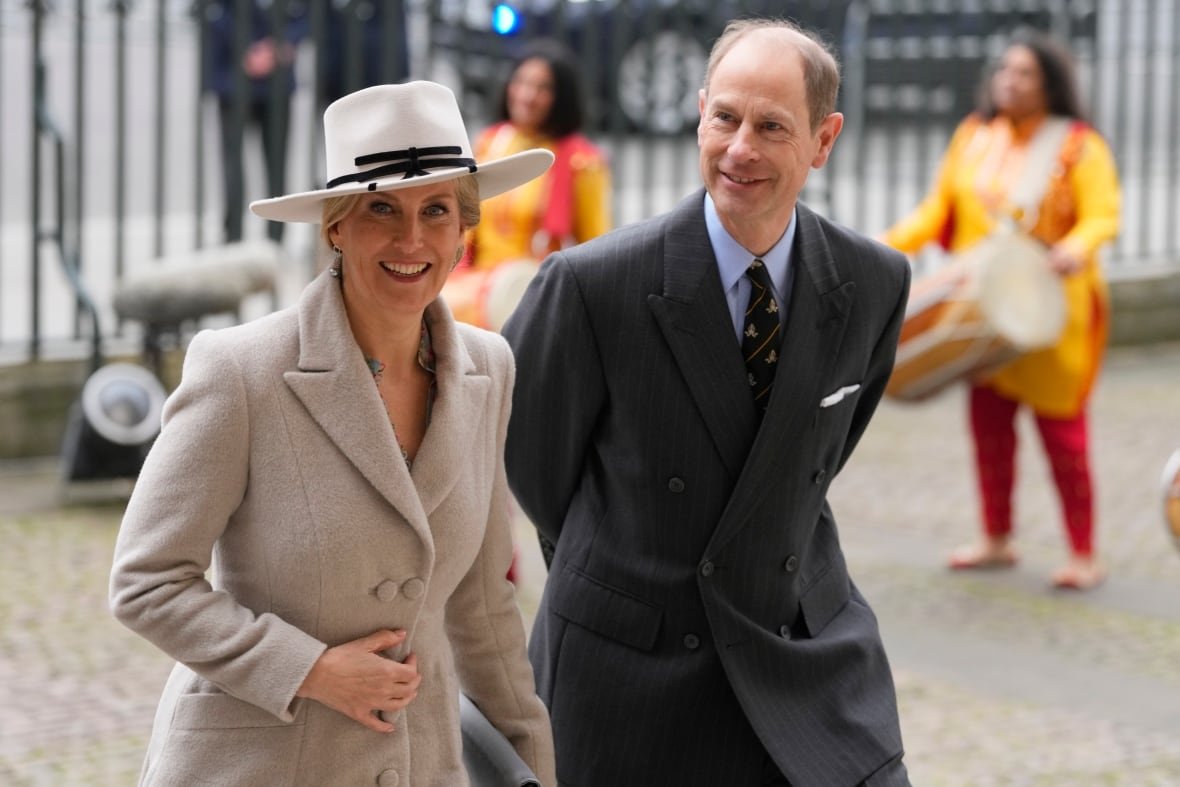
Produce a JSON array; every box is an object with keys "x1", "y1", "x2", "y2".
[{"x1": 702, "y1": 18, "x2": 840, "y2": 132}]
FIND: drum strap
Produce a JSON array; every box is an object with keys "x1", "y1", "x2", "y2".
[{"x1": 1006, "y1": 116, "x2": 1074, "y2": 231}]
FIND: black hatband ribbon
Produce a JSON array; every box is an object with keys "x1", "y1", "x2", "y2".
[{"x1": 326, "y1": 146, "x2": 477, "y2": 188}]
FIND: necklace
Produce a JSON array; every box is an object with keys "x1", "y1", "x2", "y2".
[
  {"x1": 365, "y1": 356, "x2": 386, "y2": 384},
  {"x1": 363, "y1": 324, "x2": 437, "y2": 470},
  {"x1": 364, "y1": 355, "x2": 410, "y2": 468}
]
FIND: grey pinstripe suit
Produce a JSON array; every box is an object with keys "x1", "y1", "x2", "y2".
[{"x1": 503, "y1": 190, "x2": 911, "y2": 786}]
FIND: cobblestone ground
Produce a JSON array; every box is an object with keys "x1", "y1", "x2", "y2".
[
  {"x1": 1, "y1": 342, "x2": 1178, "y2": 785},
  {"x1": 831, "y1": 341, "x2": 1180, "y2": 786}
]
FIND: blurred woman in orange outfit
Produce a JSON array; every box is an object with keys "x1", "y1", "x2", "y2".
[
  {"x1": 467, "y1": 38, "x2": 612, "y2": 269},
  {"x1": 881, "y1": 29, "x2": 1121, "y2": 589}
]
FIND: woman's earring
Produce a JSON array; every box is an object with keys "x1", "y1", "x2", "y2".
[
  {"x1": 329, "y1": 246, "x2": 343, "y2": 278},
  {"x1": 451, "y1": 246, "x2": 464, "y2": 271}
]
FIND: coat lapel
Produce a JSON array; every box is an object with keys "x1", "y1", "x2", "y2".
[
  {"x1": 707, "y1": 204, "x2": 856, "y2": 556},
  {"x1": 647, "y1": 192, "x2": 758, "y2": 480},
  {"x1": 409, "y1": 300, "x2": 491, "y2": 518},
  {"x1": 283, "y1": 272, "x2": 431, "y2": 545}
]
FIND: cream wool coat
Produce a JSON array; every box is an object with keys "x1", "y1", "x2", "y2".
[{"x1": 110, "y1": 269, "x2": 555, "y2": 786}]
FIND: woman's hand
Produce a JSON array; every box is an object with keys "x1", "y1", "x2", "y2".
[{"x1": 296, "y1": 629, "x2": 422, "y2": 733}]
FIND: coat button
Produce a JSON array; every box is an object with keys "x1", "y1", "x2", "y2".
[
  {"x1": 375, "y1": 580, "x2": 399, "y2": 602},
  {"x1": 377, "y1": 768, "x2": 399, "y2": 786},
  {"x1": 700, "y1": 560, "x2": 714, "y2": 577},
  {"x1": 683, "y1": 633, "x2": 700, "y2": 650},
  {"x1": 813, "y1": 469, "x2": 827, "y2": 484},
  {"x1": 668, "y1": 477, "x2": 685, "y2": 493},
  {"x1": 401, "y1": 578, "x2": 425, "y2": 600},
  {"x1": 783, "y1": 555, "x2": 798, "y2": 573},
  {"x1": 779, "y1": 624, "x2": 792, "y2": 640}
]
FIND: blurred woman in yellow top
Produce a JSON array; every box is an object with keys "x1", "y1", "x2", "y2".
[
  {"x1": 467, "y1": 38, "x2": 612, "y2": 268},
  {"x1": 882, "y1": 29, "x2": 1120, "y2": 589},
  {"x1": 462, "y1": 39, "x2": 612, "y2": 581}
]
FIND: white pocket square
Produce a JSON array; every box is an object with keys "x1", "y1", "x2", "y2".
[{"x1": 820, "y1": 384, "x2": 861, "y2": 408}]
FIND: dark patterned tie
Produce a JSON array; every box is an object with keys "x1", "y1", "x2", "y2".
[{"x1": 742, "y1": 258, "x2": 781, "y2": 414}]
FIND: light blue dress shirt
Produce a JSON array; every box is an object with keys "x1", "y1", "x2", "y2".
[{"x1": 704, "y1": 194, "x2": 797, "y2": 344}]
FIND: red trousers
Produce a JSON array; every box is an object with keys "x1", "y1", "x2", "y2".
[{"x1": 969, "y1": 385, "x2": 1094, "y2": 556}]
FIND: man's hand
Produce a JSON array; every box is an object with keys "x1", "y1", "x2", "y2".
[
  {"x1": 1047, "y1": 241, "x2": 1086, "y2": 276},
  {"x1": 242, "y1": 38, "x2": 278, "y2": 78},
  {"x1": 297, "y1": 629, "x2": 422, "y2": 733}
]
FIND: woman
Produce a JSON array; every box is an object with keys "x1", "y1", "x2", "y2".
[
  {"x1": 109, "y1": 81, "x2": 557, "y2": 785},
  {"x1": 466, "y1": 38, "x2": 612, "y2": 268},
  {"x1": 881, "y1": 30, "x2": 1120, "y2": 590}
]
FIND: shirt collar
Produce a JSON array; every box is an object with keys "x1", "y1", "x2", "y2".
[{"x1": 704, "y1": 193, "x2": 796, "y2": 296}]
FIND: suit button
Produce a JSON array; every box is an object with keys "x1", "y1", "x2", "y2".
[
  {"x1": 668, "y1": 477, "x2": 685, "y2": 493},
  {"x1": 779, "y1": 624, "x2": 792, "y2": 640},
  {"x1": 683, "y1": 634, "x2": 700, "y2": 650},
  {"x1": 401, "y1": 577, "x2": 425, "y2": 600},
  {"x1": 378, "y1": 768, "x2": 399, "y2": 786},
  {"x1": 813, "y1": 469, "x2": 827, "y2": 484},
  {"x1": 375, "y1": 580, "x2": 399, "y2": 602},
  {"x1": 783, "y1": 555, "x2": 798, "y2": 573},
  {"x1": 700, "y1": 560, "x2": 714, "y2": 577}
]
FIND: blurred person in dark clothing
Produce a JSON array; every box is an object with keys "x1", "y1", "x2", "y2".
[
  {"x1": 198, "y1": 0, "x2": 308, "y2": 243},
  {"x1": 316, "y1": 0, "x2": 410, "y2": 106}
]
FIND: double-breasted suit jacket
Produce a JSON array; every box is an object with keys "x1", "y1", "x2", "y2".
[
  {"x1": 503, "y1": 191, "x2": 911, "y2": 786},
  {"x1": 110, "y1": 270, "x2": 555, "y2": 786}
]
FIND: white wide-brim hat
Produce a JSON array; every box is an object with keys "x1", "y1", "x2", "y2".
[{"x1": 250, "y1": 81, "x2": 554, "y2": 224}]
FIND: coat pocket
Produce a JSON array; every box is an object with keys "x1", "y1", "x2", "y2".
[
  {"x1": 797, "y1": 562, "x2": 851, "y2": 638},
  {"x1": 145, "y1": 694, "x2": 304, "y2": 786},
  {"x1": 550, "y1": 563, "x2": 663, "y2": 651},
  {"x1": 171, "y1": 692, "x2": 302, "y2": 730}
]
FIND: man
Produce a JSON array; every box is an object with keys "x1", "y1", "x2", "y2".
[{"x1": 502, "y1": 18, "x2": 911, "y2": 787}]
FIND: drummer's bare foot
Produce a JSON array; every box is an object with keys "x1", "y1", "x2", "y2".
[
  {"x1": 1051, "y1": 555, "x2": 1106, "y2": 590},
  {"x1": 947, "y1": 538, "x2": 1017, "y2": 570}
]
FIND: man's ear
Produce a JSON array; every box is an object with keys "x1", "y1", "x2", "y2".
[
  {"x1": 811, "y1": 112, "x2": 844, "y2": 169},
  {"x1": 696, "y1": 88, "x2": 707, "y2": 141}
]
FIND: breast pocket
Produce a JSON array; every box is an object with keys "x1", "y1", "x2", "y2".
[{"x1": 814, "y1": 382, "x2": 862, "y2": 466}]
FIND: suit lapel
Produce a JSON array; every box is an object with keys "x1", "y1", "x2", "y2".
[
  {"x1": 283, "y1": 272, "x2": 431, "y2": 545},
  {"x1": 647, "y1": 192, "x2": 758, "y2": 480},
  {"x1": 707, "y1": 204, "x2": 856, "y2": 555}
]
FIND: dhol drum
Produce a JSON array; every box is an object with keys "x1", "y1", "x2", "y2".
[
  {"x1": 441, "y1": 260, "x2": 540, "y2": 332},
  {"x1": 886, "y1": 228, "x2": 1067, "y2": 402},
  {"x1": 1162, "y1": 448, "x2": 1180, "y2": 552}
]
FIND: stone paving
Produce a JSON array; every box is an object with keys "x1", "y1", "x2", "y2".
[
  {"x1": 1, "y1": 342, "x2": 1179, "y2": 785},
  {"x1": 831, "y1": 341, "x2": 1180, "y2": 786}
]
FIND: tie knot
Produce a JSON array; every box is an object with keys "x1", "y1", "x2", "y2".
[{"x1": 747, "y1": 258, "x2": 773, "y2": 289}]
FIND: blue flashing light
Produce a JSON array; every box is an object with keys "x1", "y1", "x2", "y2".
[{"x1": 492, "y1": 4, "x2": 520, "y2": 36}]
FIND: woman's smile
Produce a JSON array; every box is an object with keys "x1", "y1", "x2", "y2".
[{"x1": 380, "y1": 260, "x2": 432, "y2": 279}]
